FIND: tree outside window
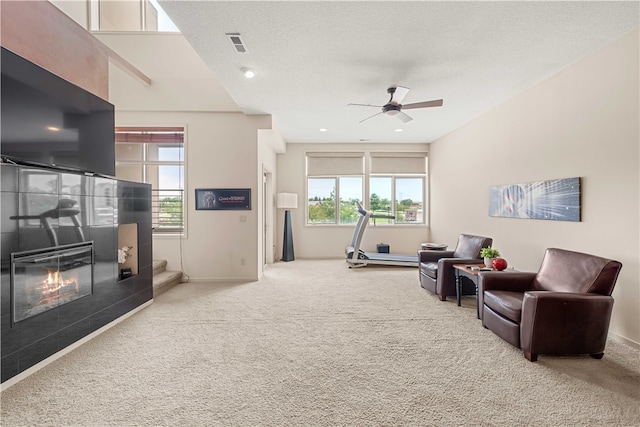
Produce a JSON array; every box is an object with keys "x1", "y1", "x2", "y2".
[
  {"x1": 307, "y1": 177, "x2": 363, "y2": 224},
  {"x1": 338, "y1": 177, "x2": 362, "y2": 224},
  {"x1": 307, "y1": 178, "x2": 336, "y2": 224}
]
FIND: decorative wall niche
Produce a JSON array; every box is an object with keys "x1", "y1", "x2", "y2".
[{"x1": 118, "y1": 223, "x2": 138, "y2": 279}]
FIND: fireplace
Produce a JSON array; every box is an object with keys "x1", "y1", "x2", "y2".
[{"x1": 11, "y1": 241, "x2": 94, "y2": 324}]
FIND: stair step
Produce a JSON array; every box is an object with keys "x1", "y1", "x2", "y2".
[
  {"x1": 153, "y1": 270, "x2": 183, "y2": 296},
  {"x1": 152, "y1": 259, "x2": 167, "y2": 276}
]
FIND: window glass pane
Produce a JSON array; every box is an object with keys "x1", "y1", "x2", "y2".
[
  {"x1": 158, "y1": 165, "x2": 183, "y2": 189},
  {"x1": 155, "y1": 189, "x2": 183, "y2": 231},
  {"x1": 339, "y1": 177, "x2": 362, "y2": 224},
  {"x1": 158, "y1": 145, "x2": 184, "y2": 161},
  {"x1": 115, "y1": 143, "x2": 143, "y2": 161},
  {"x1": 370, "y1": 177, "x2": 392, "y2": 224},
  {"x1": 115, "y1": 164, "x2": 143, "y2": 182},
  {"x1": 307, "y1": 178, "x2": 336, "y2": 224},
  {"x1": 146, "y1": 144, "x2": 183, "y2": 161},
  {"x1": 396, "y1": 178, "x2": 423, "y2": 223}
]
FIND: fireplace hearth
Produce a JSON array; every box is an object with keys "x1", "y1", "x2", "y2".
[{"x1": 11, "y1": 242, "x2": 93, "y2": 324}]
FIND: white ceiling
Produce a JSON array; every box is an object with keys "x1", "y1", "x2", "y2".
[{"x1": 158, "y1": 1, "x2": 638, "y2": 144}]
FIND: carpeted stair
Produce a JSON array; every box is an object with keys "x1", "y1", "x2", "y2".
[{"x1": 152, "y1": 259, "x2": 183, "y2": 295}]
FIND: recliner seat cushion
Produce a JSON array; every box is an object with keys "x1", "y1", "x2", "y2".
[{"x1": 484, "y1": 290, "x2": 524, "y2": 323}]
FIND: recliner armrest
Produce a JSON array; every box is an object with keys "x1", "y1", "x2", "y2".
[
  {"x1": 521, "y1": 291, "x2": 614, "y2": 358},
  {"x1": 418, "y1": 250, "x2": 454, "y2": 262}
]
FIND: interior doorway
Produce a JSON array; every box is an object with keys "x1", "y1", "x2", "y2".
[{"x1": 262, "y1": 169, "x2": 274, "y2": 268}]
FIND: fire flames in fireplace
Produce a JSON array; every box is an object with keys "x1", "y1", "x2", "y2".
[
  {"x1": 35, "y1": 270, "x2": 80, "y2": 306},
  {"x1": 12, "y1": 241, "x2": 94, "y2": 323}
]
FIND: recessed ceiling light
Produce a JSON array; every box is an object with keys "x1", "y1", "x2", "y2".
[
  {"x1": 395, "y1": 128, "x2": 403, "y2": 132},
  {"x1": 319, "y1": 128, "x2": 327, "y2": 132},
  {"x1": 47, "y1": 126, "x2": 60, "y2": 132},
  {"x1": 241, "y1": 68, "x2": 256, "y2": 78}
]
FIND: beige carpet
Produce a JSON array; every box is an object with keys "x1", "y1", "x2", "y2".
[{"x1": 1, "y1": 259, "x2": 639, "y2": 426}]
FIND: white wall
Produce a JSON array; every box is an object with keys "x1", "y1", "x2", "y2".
[
  {"x1": 101, "y1": 32, "x2": 279, "y2": 281},
  {"x1": 429, "y1": 29, "x2": 639, "y2": 346},
  {"x1": 115, "y1": 110, "x2": 273, "y2": 281},
  {"x1": 97, "y1": 32, "x2": 240, "y2": 112},
  {"x1": 276, "y1": 143, "x2": 432, "y2": 259}
]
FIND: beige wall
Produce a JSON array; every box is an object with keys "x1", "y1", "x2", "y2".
[
  {"x1": 276, "y1": 143, "x2": 432, "y2": 259},
  {"x1": 102, "y1": 32, "x2": 279, "y2": 281},
  {"x1": 97, "y1": 32, "x2": 240, "y2": 112},
  {"x1": 116, "y1": 110, "x2": 273, "y2": 281},
  {"x1": 429, "y1": 29, "x2": 639, "y2": 346}
]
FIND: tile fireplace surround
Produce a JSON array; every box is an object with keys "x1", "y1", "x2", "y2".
[{"x1": 1, "y1": 163, "x2": 153, "y2": 384}]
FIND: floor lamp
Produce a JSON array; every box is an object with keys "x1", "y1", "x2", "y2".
[{"x1": 277, "y1": 193, "x2": 298, "y2": 262}]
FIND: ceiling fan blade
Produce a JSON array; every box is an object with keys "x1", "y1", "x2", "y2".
[
  {"x1": 359, "y1": 111, "x2": 383, "y2": 123},
  {"x1": 396, "y1": 112, "x2": 413, "y2": 123},
  {"x1": 348, "y1": 103, "x2": 383, "y2": 108},
  {"x1": 402, "y1": 99, "x2": 444, "y2": 110},
  {"x1": 390, "y1": 86, "x2": 410, "y2": 105}
]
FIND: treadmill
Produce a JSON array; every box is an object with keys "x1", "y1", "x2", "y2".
[{"x1": 345, "y1": 202, "x2": 418, "y2": 268}]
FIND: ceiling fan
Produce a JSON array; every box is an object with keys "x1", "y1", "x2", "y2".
[{"x1": 348, "y1": 86, "x2": 443, "y2": 123}]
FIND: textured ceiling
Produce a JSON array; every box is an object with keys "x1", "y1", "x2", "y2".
[{"x1": 159, "y1": 1, "x2": 638, "y2": 144}]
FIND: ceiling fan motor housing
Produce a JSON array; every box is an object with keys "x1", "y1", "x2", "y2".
[{"x1": 383, "y1": 104, "x2": 402, "y2": 114}]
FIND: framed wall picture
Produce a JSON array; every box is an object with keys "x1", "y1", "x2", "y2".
[
  {"x1": 488, "y1": 177, "x2": 581, "y2": 222},
  {"x1": 195, "y1": 188, "x2": 251, "y2": 210}
]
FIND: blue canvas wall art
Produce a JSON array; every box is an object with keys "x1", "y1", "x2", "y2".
[{"x1": 489, "y1": 177, "x2": 581, "y2": 222}]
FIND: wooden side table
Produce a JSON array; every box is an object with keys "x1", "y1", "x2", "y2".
[
  {"x1": 452, "y1": 263, "x2": 491, "y2": 319},
  {"x1": 453, "y1": 264, "x2": 517, "y2": 319}
]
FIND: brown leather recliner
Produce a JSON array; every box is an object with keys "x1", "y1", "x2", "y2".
[
  {"x1": 478, "y1": 248, "x2": 622, "y2": 362},
  {"x1": 419, "y1": 234, "x2": 493, "y2": 301}
]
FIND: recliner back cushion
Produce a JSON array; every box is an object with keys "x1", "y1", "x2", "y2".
[
  {"x1": 533, "y1": 248, "x2": 622, "y2": 295},
  {"x1": 453, "y1": 234, "x2": 492, "y2": 259}
]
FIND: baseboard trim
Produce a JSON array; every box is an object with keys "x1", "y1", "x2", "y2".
[
  {"x1": 609, "y1": 332, "x2": 640, "y2": 350},
  {"x1": 187, "y1": 277, "x2": 258, "y2": 283},
  {"x1": 0, "y1": 299, "x2": 154, "y2": 392}
]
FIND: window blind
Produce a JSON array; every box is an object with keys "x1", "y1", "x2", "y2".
[
  {"x1": 306, "y1": 152, "x2": 365, "y2": 176},
  {"x1": 115, "y1": 127, "x2": 184, "y2": 144},
  {"x1": 370, "y1": 152, "x2": 427, "y2": 174}
]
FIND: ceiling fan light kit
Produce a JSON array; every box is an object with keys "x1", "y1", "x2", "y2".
[{"x1": 349, "y1": 86, "x2": 443, "y2": 123}]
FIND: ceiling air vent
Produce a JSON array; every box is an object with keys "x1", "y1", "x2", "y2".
[{"x1": 225, "y1": 33, "x2": 248, "y2": 54}]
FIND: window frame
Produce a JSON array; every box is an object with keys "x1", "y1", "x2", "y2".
[
  {"x1": 305, "y1": 151, "x2": 427, "y2": 226},
  {"x1": 115, "y1": 127, "x2": 186, "y2": 235}
]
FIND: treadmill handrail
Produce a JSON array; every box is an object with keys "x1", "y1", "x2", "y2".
[{"x1": 370, "y1": 213, "x2": 395, "y2": 220}]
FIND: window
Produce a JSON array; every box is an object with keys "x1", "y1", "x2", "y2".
[
  {"x1": 89, "y1": 0, "x2": 180, "y2": 32},
  {"x1": 306, "y1": 152, "x2": 364, "y2": 225},
  {"x1": 115, "y1": 127, "x2": 185, "y2": 233},
  {"x1": 306, "y1": 151, "x2": 427, "y2": 225},
  {"x1": 370, "y1": 152, "x2": 426, "y2": 225}
]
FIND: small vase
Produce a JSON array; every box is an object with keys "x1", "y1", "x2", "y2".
[{"x1": 484, "y1": 257, "x2": 495, "y2": 268}]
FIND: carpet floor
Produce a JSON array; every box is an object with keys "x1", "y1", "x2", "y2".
[{"x1": 1, "y1": 259, "x2": 639, "y2": 426}]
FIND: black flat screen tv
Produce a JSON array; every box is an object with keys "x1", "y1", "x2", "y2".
[{"x1": 1, "y1": 47, "x2": 115, "y2": 176}]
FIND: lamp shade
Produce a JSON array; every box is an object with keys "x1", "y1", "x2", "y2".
[{"x1": 277, "y1": 193, "x2": 298, "y2": 209}]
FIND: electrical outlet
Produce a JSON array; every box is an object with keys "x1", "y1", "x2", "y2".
[
  {"x1": 240, "y1": 258, "x2": 246, "y2": 266},
  {"x1": 240, "y1": 215, "x2": 247, "y2": 222}
]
